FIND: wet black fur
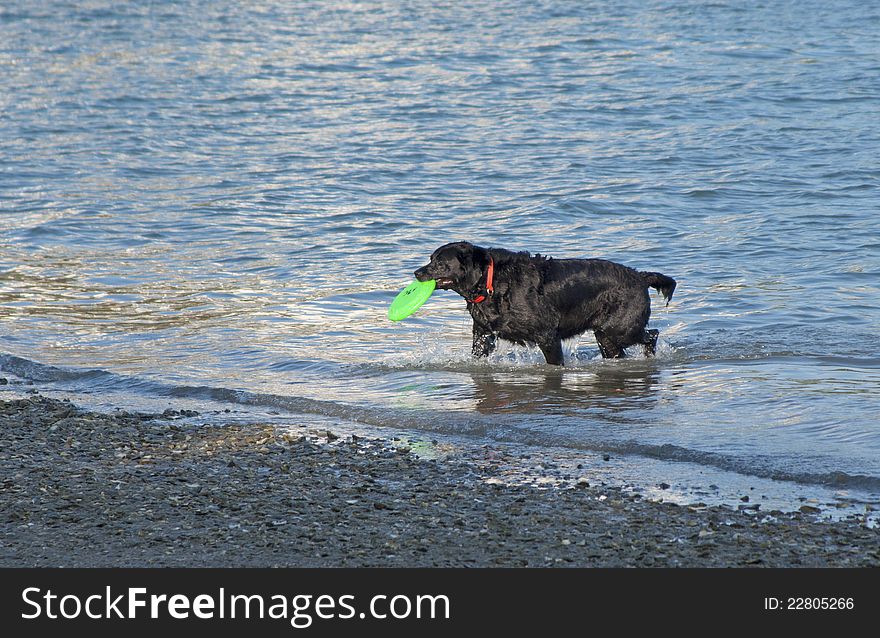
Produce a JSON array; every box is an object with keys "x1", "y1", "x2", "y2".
[{"x1": 414, "y1": 241, "x2": 676, "y2": 365}]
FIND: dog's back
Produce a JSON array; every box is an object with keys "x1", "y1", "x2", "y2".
[{"x1": 532, "y1": 258, "x2": 648, "y2": 339}]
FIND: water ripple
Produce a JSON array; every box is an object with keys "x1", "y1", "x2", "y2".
[{"x1": 2, "y1": 0, "x2": 879, "y2": 501}]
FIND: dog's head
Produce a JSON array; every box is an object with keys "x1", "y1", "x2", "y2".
[{"x1": 414, "y1": 242, "x2": 491, "y2": 293}]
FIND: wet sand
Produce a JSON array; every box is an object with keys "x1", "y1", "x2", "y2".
[{"x1": 1, "y1": 395, "x2": 878, "y2": 567}]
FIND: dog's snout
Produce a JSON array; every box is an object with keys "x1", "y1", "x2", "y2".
[{"x1": 414, "y1": 265, "x2": 430, "y2": 281}]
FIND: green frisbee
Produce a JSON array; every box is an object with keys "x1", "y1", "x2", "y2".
[{"x1": 388, "y1": 279, "x2": 436, "y2": 321}]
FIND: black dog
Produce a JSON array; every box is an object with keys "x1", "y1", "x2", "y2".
[{"x1": 414, "y1": 242, "x2": 676, "y2": 365}]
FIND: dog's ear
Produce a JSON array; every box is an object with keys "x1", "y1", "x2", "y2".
[
  {"x1": 454, "y1": 244, "x2": 490, "y2": 288},
  {"x1": 459, "y1": 244, "x2": 489, "y2": 270},
  {"x1": 470, "y1": 245, "x2": 491, "y2": 271}
]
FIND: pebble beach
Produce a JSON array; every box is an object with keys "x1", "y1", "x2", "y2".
[{"x1": 2, "y1": 395, "x2": 877, "y2": 568}]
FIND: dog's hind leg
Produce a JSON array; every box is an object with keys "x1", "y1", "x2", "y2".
[
  {"x1": 642, "y1": 329, "x2": 659, "y2": 357},
  {"x1": 537, "y1": 337, "x2": 564, "y2": 366},
  {"x1": 594, "y1": 329, "x2": 625, "y2": 359}
]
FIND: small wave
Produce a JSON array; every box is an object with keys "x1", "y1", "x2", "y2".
[
  {"x1": 3, "y1": 352, "x2": 878, "y2": 495},
  {"x1": 0, "y1": 354, "x2": 113, "y2": 383}
]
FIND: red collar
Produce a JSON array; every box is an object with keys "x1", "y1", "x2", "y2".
[{"x1": 469, "y1": 257, "x2": 494, "y2": 304}]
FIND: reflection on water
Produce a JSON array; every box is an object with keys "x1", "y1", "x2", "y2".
[{"x1": 469, "y1": 363, "x2": 663, "y2": 416}]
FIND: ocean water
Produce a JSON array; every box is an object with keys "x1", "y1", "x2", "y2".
[{"x1": 2, "y1": 1, "x2": 879, "y2": 513}]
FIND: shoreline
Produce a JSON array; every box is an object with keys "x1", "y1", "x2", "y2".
[{"x1": 1, "y1": 395, "x2": 878, "y2": 567}]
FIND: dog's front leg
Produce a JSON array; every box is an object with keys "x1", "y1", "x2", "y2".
[
  {"x1": 472, "y1": 323, "x2": 496, "y2": 358},
  {"x1": 537, "y1": 337, "x2": 564, "y2": 366}
]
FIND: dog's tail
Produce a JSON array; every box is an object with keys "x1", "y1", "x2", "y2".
[{"x1": 640, "y1": 272, "x2": 676, "y2": 306}]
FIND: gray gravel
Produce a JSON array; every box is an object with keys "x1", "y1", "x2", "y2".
[{"x1": 1, "y1": 395, "x2": 878, "y2": 567}]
